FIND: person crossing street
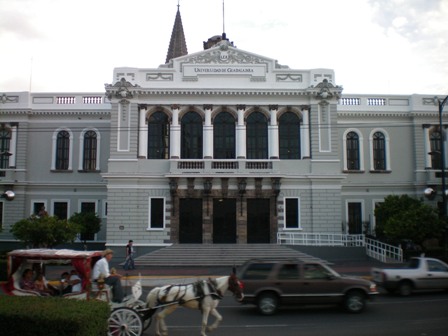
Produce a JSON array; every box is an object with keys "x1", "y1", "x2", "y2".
[{"x1": 123, "y1": 240, "x2": 135, "y2": 270}]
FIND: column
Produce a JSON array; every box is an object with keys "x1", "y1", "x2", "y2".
[
  {"x1": 138, "y1": 105, "x2": 148, "y2": 158},
  {"x1": 170, "y1": 105, "x2": 181, "y2": 159},
  {"x1": 268, "y1": 105, "x2": 279, "y2": 159},
  {"x1": 301, "y1": 107, "x2": 310, "y2": 158},
  {"x1": 236, "y1": 105, "x2": 246, "y2": 159},
  {"x1": 203, "y1": 105, "x2": 213, "y2": 159}
]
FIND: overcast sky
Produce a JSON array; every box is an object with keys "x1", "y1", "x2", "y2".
[{"x1": 0, "y1": 0, "x2": 447, "y2": 95}]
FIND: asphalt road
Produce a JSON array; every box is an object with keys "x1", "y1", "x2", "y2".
[{"x1": 141, "y1": 290, "x2": 448, "y2": 336}]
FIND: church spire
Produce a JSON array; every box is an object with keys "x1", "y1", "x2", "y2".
[{"x1": 165, "y1": 3, "x2": 188, "y2": 64}]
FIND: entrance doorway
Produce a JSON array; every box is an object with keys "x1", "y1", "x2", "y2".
[
  {"x1": 179, "y1": 198, "x2": 203, "y2": 243},
  {"x1": 213, "y1": 198, "x2": 237, "y2": 243},
  {"x1": 247, "y1": 199, "x2": 270, "y2": 243}
]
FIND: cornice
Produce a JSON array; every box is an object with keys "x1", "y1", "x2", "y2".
[{"x1": 0, "y1": 109, "x2": 110, "y2": 120}]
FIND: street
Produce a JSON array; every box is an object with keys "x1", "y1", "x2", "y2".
[{"x1": 141, "y1": 290, "x2": 448, "y2": 336}]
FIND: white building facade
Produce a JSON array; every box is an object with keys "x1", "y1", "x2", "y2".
[{"x1": 0, "y1": 10, "x2": 445, "y2": 252}]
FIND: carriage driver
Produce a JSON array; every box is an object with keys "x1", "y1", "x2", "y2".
[{"x1": 92, "y1": 249, "x2": 124, "y2": 303}]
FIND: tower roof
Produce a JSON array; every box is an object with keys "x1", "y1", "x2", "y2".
[{"x1": 165, "y1": 5, "x2": 188, "y2": 64}]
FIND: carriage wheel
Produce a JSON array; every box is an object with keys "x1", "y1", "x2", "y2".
[
  {"x1": 108, "y1": 307, "x2": 143, "y2": 336},
  {"x1": 127, "y1": 299, "x2": 152, "y2": 331}
]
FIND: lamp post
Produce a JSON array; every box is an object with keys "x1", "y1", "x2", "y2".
[
  {"x1": 435, "y1": 95, "x2": 448, "y2": 217},
  {"x1": 203, "y1": 178, "x2": 212, "y2": 216},
  {"x1": 435, "y1": 95, "x2": 448, "y2": 258},
  {"x1": 238, "y1": 178, "x2": 247, "y2": 216}
]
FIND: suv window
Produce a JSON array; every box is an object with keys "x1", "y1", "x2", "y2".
[
  {"x1": 278, "y1": 263, "x2": 300, "y2": 280},
  {"x1": 242, "y1": 263, "x2": 275, "y2": 280},
  {"x1": 304, "y1": 263, "x2": 330, "y2": 279}
]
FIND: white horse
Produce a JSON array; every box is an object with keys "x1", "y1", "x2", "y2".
[{"x1": 146, "y1": 272, "x2": 244, "y2": 336}]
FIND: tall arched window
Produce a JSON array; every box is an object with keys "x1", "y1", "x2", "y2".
[
  {"x1": 279, "y1": 112, "x2": 301, "y2": 159},
  {"x1": 148, "y1": 111, "x2": 170, "y2": 159},
  {"x1": 372, "y1": 131, "x2": 386, "y2": 170},
  {"x1": 0, "y1": 127, "x2": 11, "y2": 176},
  {"x1": 181, "y1": 111, "x2": 203, "y2": 159},
  {"x1": 214, "y1": 112, "x2": 235, "y2": 159},
  {"x1": 430, "y1": 128, "x2": 442, "y2": 169},
  {"x1": 346, "y1": 131, "x2": 360, "y2": 170},
  {"x1": 246, "y1": 112, "x2": 268, "y2": 159},
  {"x1": 83, "y1": 130, "x2": 97, "y2": 171},
  {"x1": 56, "y1": 130, "x2": 70, "y2": 170}
]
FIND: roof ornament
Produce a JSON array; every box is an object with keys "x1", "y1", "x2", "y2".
[
  {"x1": 104, "y1": 78, "x2": 140, "y2": 100},
  {"x1": 312, "y1": 79, "x2": 343, "y2": 101}
]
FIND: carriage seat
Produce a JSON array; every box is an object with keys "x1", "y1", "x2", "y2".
[
  {"x1": 11, "y1": 267, "x2": 41, "y2": 296},
  {"x1": 90, "y1": 281, "x2": 112, "y2": 301}
]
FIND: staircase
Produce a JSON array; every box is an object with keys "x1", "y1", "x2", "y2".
[{"x1": 134, "y1": 244, "x2": 328, "y2": 267}]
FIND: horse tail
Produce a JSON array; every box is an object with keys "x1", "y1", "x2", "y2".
[{"x1": 146, "y1": 286, "x2": 161, "y2": 309}]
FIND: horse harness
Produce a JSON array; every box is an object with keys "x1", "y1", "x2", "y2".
[{"x1": 156, "y1": 278, "x2": 223, "y2": 310}]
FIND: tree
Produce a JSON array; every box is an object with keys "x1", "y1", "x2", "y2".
[
  {"x1": 68, "y1": 212, "x2": 101, "y2": 246},
  {"x1": 11, "y1": 215, "x2": 80, "y2": 248},
  {"x1": 374, "y1": 195, "x2": 446, "y2": 247}
]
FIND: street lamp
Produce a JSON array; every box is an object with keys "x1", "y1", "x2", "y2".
[
  {"x1": 435, "y1": 95, "x2": 448, "y2": 258},
  {"x1": 238, "y1": 178, "x2": 247, "y2": 216},
  {"x1": 1, "y1": 190, "x2": 15, "y2": 201},
  {"x1": 434, "y1": 95, "x2": 448, "y2": 216},
  {"x1": 203, "y1": 178, "x2": 212, "y2": 216}
]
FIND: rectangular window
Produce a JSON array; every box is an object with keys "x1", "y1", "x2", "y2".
[
  {"x1": 348, "y1": 202, "x2": 363, "y2": 234},
  {"x1": 53, "y1": 201, "x2": 68, "y2": 219},
  {"x1": 81, "y1": 202, "x2": 96, "y2": 213},
  {"x1": 102, "y1": 200, "x2": 108, "y2": 218},
  {"x1": 0, "y1": 202, "x2": 4, "y2": 230},
  {"x1": 285, "y1": 198, "x2": 300, "y2": 229},
  {"x1": 32, "y1": 201, "x2": 46, "y2": 216},
  {"x1": 149, "y1": 198, "x2": 164, "y2": 229},
  {"x1": 80, "y1": 201, "x2": 97, "y2": 241}
]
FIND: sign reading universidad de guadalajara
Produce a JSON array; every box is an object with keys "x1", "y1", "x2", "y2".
[{"x1": 183, "y1": 64, "x2": 266, "y2": 78}]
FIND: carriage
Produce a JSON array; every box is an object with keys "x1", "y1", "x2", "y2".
[{"x1": 3, "y1": 248, "x2": 152, "y2": 336}]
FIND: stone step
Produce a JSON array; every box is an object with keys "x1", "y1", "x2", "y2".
[{"x1": 133, "y1": 244, "x2": 328, "y2": 267}]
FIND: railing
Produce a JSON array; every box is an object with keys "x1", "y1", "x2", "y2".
[
  {"x1": 56, "y1": 96, "x2": 104, "y2": 104},
  {"x1": 277, "y1": 232, "x2": 365, "y2": 247},
  {"x1": 365, "y1": 238, "x2": 403, "y2": 263},
  {"x1": 277, "y1": 232, "x2": 403, "y2": 263}
]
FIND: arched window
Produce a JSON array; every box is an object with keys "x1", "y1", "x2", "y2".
[
  {"x1": 279, "y1": 112, "x2": 301, "y2": 159},
  {"x1": 56, "y1": 130, "x2": 70, "y2": 170},
  {"x1": 246, "y1": 112, "x2": 268, "y2": 159},
  {"x1": 181, "y1": 111, "x2": 203, "y2": 159},
  {"x1": 430, "y1": 128, "x2": 442, "y2": 169},
  {"x1": 0, "y1": 127, "x2": 11, "y2": 176},
  {"x1": 83, "y1": 130, "x2": 97, "y2": 171},
  {"x1": 148, "y1": 111, "x2": 170, "y2": 159},
  {"x1": 372, "y1": 132, "x2": 386, "y2": 170},
  {"x1": 346, "y1": 131, "x2": 360, "y2": 170},
  {"x1": 214, "y1": 112, "x2": 235, "y2": 159}
]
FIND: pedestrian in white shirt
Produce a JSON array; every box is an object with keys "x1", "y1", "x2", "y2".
[{"x1": 92, "y1": 249, "x2": 123, "y2": 302}]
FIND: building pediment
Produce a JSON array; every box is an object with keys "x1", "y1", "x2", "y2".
[{"x1": 172, "y1": 44, "x2": 285, "y2": 68}]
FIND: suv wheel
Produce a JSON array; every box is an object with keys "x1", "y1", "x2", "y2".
[
  {"x1": 344, "y1": 291, "x2": 366, "y2": 313},
  {"x1": 397, "y1": 281, "x2": 413, "y2": 296},
  {"x1": 257, "y1": 292, "x2": 278, "y2": 315}
]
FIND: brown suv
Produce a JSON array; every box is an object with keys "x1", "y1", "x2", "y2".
[{"x1": 238, "y1": 259, "x2": 378, "y2": 315}]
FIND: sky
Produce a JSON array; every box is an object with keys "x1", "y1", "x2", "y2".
[{"x1": 0, "y1": 0, "x2": 447, "y2": 95}]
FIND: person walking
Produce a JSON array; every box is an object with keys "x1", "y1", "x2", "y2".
[{"x1": 123, "y1": 240, "x2": 135, "y2": 270}]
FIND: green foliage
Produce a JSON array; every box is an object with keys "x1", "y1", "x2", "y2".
[
  {"x1": 0, "y1": 296, "x2": 110, "y2": 336},
  {"x1": 374, "y1": 195, "x2": 445, "y2": 246},
  {"x1": 69, "y1": 212, "x2": 101, "y2": 243},
  {"x1": 10, "y1": 215, "x2": 80, "y2": 248}
]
